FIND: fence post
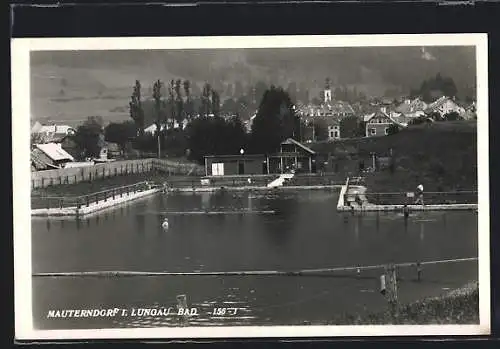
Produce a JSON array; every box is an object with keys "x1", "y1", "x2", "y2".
[
  {"x1": 104, "y1": 191, "x2": 107, "y2": 202},
  {"x1": 383, "y1": 264, "x2": 399, "y2": 323},
  {"x1": 176, "y1": 294, "x2": 189, "y2": 326},
  {"x1": 86, "y1": 195, "x2": 89, "y2": 207},
  {"x1": 112, "y1": 189, "x2": 115, "y2": 200}
]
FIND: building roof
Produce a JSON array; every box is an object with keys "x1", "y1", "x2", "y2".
[
  {"x1": 395, "y1": 98, "x2": 427, "y2": 114},
  {"x1": 35, "y1": 143, "x2": 74, "y2": 162},
  {"x1": 36, "y1": 124, "x2": 76, "y2": 135},
  {"x1": 424, "y1": 96, "x2": 458, "y2": 113},
  {"x1": 299, "y1": 101, "x2": 355, "y2": 117},
  {"x1": 364, "y1": 109, "x2": 409, "y2": 127},
  {"x1": 281, "y1": 138, "x2": 316, "y2": 155}
]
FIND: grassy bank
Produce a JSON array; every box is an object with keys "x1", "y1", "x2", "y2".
[
  {"x1": 285, "y1": 282, "x2": 479, "y2": 326},
  {"x1": 313, "y1": 121, "x2": 477, "y2": 194},
  {"x1": 31, "y1": 172, "x2": 172, "y2": 197},
  {"x1": 324, "y1": 281, "x2": 479, "y2": 325}
]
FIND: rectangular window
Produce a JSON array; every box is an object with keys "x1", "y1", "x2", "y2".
[
  {"x1": 212, "y1": 163, "x2": 224, "y2": 176},
  {"x1": 329, "y1": 131, "x2": 335, "y2": 138},
  {"x1": 334, "y1": 131, "x2": 339, "y2": 138},
  {"x1": 369, "y1": 128, "x2": 376, "y2": 136},
  {"x1": 384, "y1": 127, "x2": 389, "y2": 135}
]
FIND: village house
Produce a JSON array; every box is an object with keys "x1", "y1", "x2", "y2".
[
  {"x1": 143, "y1": 118, "x2": 189, "y2": 135},
  {"x1": 395, "y1": 97, "x2": 428, "y2": 118},
  {"x1": 31, "y1": 122, "x2": 76, "y2": 143},
  {"x1": 31, "y1": 143, "x2": 74, "y2": 171},
  {"x1": 364, "y1": 107, "x2": 408, "y2": 137},
  {"x1": 424, "y1": 96, "x2": 465, "y2": 118},
  {"x1": 298, "y1": 79, "x2": 356, "y2": 141}
]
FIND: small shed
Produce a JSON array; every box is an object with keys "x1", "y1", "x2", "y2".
[
  {"x1": 31, "y1": 143, "x2": 74, "y2": 170},
  {"x1": 204, "y1": 154, "x2": 267, "y2": 176}
]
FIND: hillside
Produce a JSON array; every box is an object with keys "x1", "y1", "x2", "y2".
[
  {"x1": 30, "y1": 46, "x2": 476, "y2": 124},
  {"x1": 311, "y1": 121, "x2": 478, "y2": 192}
]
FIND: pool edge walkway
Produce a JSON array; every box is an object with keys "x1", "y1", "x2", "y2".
[
  {"x1": 337, "y1": 184, "x2": 478, "y2": 212},
  {"x1": 31, "y1": 188, "x2": 162, "y2": 218}
]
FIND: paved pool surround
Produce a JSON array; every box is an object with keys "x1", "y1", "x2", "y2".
[{"x1": 338, "y1": 185, "x2": 478, "y2": 212}]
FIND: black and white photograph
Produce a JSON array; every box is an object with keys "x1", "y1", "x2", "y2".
[{"x1": 12, "y1": 34, "x2": 490, "y2": 339}]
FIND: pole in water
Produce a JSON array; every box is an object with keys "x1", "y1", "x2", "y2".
[
  {"x1": 416, "y1": 262, "x2": 422, "y2": 282},
  {"x1": 403, "y1": 204, "x2": 410, "y2": 219},
  {"x1": 176, "y1": 294, "x2": 189, "y2": 326}
]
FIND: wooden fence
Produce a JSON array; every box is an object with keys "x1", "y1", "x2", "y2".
[{"x1": 31, "y1": 158, "x2": 205, "y2": 189}]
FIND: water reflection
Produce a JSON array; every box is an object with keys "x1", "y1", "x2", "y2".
[
  {"x1": 135, "y1": 213, "x2": 146, "y2": 234},
  {"x1": 354, "y1": 215, "x2": 360, "y2": 241}
]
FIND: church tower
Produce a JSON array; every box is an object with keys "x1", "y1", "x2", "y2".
[{"x1": 324, "y1": 78, "x2": 332, "y2": 104}]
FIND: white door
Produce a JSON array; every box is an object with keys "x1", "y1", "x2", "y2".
[{"x1": 212, "y1": 163, "x2": 225, "y2": 176}]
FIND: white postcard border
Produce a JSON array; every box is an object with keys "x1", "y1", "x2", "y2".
[{"x1": 12, "y1": 34, "x2": 490, "y2": 340}]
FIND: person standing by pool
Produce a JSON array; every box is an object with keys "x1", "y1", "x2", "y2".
[{"x1": 415, "y1": 184, "x2": 424, "y2": 205}]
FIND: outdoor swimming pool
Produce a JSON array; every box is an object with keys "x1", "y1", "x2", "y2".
[{"x1": 32, "y1": 190, "x2": 478, "y2": 328}]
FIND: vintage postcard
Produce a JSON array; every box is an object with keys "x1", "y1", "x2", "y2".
[{"x1": 13, "y1": 34, "x2": 490, "y2": 340}]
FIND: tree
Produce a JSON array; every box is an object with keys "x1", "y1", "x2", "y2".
[
  {"x1": 168, "y1": 79, "x2": 176, "y2": 128},
  {"x1": 249, "y1": 86, "x2": 300, "y2": 154},
  {"x1": 129, "y1": 80, "x2": 145, "y2": 135},
  {"x1": 221, "y1": 98, "x2": 239, "y2": 115},
  {"x1": 287, "y1": 81, "x2": 297, "y2": 103},
  {"x1": 104, "y1": 121, "x2": 137, "y2": 153},
  {"x1": 74, "y1": 117, "x2": 104, "y2": 158},
  {"x1": 174, "y1": 79, "x2": 184, "y2": 123},
  {"x1": 185, "y1": 115, "x2": 247, "y2": 163},
  {"x1": 212, "y1": 90, "x2": 221, "y2": 118},
  {"x1": 340, "y1": 115, "x2": 362, "y2": 139},
  {"x1": 200, "y1": 83, "x2": 212, "y2": 117},
  {"x1": 254, "y1": 81, "x2": 268, "y2": 106},
  {"x1": 152, "y1": 80, "x2": 163, "y2": 157},
  {"x1": 30, "y1": 133, "x2": 45, "y2": 147},
  {"x1": 183, "y1": 80, "x2": 193, "y2": 119},
  {"x1": 415, "y1": 73, "x2": 458, "y2": 102}
]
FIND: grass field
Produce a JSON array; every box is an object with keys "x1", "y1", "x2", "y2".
[{"x1": 313, "y1": 121, "x2": 478, "y2": 194}]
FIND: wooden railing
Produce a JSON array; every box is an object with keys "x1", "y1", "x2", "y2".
[
  {"x1": 363, "y1": 191, "x2": 478, "y2": 206},
  {"x1": 31, "y1": 181, "x2": 154, "y2": 210}
]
